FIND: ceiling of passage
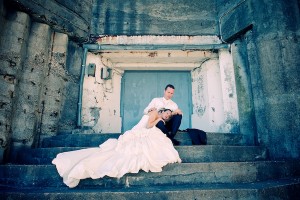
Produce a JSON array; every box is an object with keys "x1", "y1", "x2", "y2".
[
  {"x1": 98, "y1": 50, "x2": 219, "y2": 70},
  {"x1": 89, "y1": 35, "x2": 223, "y2": 70}
]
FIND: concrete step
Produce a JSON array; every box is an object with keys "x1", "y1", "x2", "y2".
[
  {"x1": 1, "y1": 161, "x2": 299, "y2": 188},
  {"x1": 16, "y1": 145, "x2": 268, "y2": 165},
  {"x1": 42, "y1": 132, "x2": 247, "y2": 148},
  {"x1": 1, "y1": 177, "x2": 300, "y2": 200}
]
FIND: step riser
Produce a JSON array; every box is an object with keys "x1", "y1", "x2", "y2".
[
  {"x1": 2, "y1": 183, "x2": 300, "y2": 200},
  {"x1": 1, "y1": 162, "x2": 299, "y2": 188},
  {"x1": 16, "y1": 146, "x2": 267, "y2": 165},
  {"x1": 42, "y1": 133, "x2": 246, "y2": 147}
]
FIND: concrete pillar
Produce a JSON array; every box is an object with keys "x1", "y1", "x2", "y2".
[
  {"x1": 57, "y1": 40, "x2": 83, "y2": 131},
  {"x1": 10, "y1": 22, "x2": 52, "y2": 161},
  {"x1": 249, "y1": 31, "x2": 300, "y2": 158},
  {"x1": 40, "y1": 32, "x2": 68, "y2": 138},
  {"x1": 0, "y1": 0, "x2": 5, "y2": 37},
  {"x1": 241, "y1": 0, "x2": 300, "y2": 159},
  {"x1": 0, "y1": 11, "x2": 30, "y2": 163},
  {"x1": 219, "y1": 49, "x2": 239, "y2": 133},
  {"x1": 232, "y1": 38, "x2": 257, "y2": 145}
]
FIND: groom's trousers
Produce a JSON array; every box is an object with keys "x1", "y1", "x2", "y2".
[{"x1": 156, "y1": 114, "x2": 182, "y2": 139}]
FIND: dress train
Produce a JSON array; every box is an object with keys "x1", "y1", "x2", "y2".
[{"x1": 52, "y1": 122, "x2": 181, "y2": 188}]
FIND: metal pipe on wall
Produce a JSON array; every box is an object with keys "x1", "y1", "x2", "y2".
[{"x1": 77, "y1": 47, "x2": 88, "y2": 127}]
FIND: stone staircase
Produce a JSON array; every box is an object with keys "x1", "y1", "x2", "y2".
[{"x1": 1, "y1": 131, "x2": 300, "y2": 199}]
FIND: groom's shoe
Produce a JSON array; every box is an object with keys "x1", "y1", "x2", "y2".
[{"x1": 171, "y1": 138, "x2": 181, "y2": 146}]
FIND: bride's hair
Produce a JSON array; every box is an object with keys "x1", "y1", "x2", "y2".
[
  {"x1": 158, "y1": 108, "x2": 172, "y2": 113},
  {"x1": 158, "y1": 108, "x2": 173, "y2": 122}
]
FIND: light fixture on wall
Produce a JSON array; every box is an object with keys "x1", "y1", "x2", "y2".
[
  {"x1": 87, "y1": 63, "x2": 96, "y2": 77},
  {"x1": 101, "y1": 66, "x2": 111, "y2": 80}
]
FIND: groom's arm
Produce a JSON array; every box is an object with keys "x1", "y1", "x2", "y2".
[{"x1": 143, "y1": 98, "x2": 157, "y2": 115}]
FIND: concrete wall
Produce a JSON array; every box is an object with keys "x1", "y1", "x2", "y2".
[
  {"x1": 191, "y1": 54, "x2": 240, "y2": 136},
  {"x1": 91, "y1": 0, "x2": 218, "y2": 35},
  {"x1": 218, "y1": 0, "x2": 300, "y2": 158},
  {"x1": 0, "y1": 0, "x2": 299, "y2": 162},
  {"x1": 0, "y1": 2, "x2": 85, "y2": 162},
  {"x1": 82, "y1": 53, "x2": 123, "y2": 133},
  {"x1": 191, "y1": 59, "x2": 225, "y2": 132},
  {"x1": 8, "y1": 0, "x2": 93, "y2": 41},
  {"x1": 82, "y1": 52, "x2": 240, "y2": 134},
  {"x1": 0, "y1": 0, "x2": 5, "y2": 36},
  {"x1": 81, "y1": 36, "x2": 239, "y2": 135},
  {"x1": 57, "y1": 40, "x2": 83, "y2": 132},
  {"x1": 0, "y1": 10, "x2": 31, "y2": 162},
  {"x1": 10, "y1": 22, "x2": 52, "y2": 160}
]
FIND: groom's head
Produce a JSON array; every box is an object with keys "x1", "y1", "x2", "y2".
[{"x1": 164, "y1": 84, "x2": 175, "y2": 100}]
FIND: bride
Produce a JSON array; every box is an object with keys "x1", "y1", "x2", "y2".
[{"x1": 52, "y1": 108, "x2": 182, "y2": 188}]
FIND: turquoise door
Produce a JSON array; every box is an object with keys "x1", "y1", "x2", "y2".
[{"x1": 121, "y1": 71, "x2": 191, "y2": 132}]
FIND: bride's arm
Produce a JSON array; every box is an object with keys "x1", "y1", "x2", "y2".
[{"x1": 147, "y1": 110, "x2": 164, "y2": 128}]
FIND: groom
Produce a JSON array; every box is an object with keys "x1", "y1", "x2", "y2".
[{"x1": 143, "y1": 84, "x2": 183, "y2": 145}]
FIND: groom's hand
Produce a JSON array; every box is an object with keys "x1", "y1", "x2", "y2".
[
  {"x1": 148, "y1": 107, "x2": 157, "y2": 113},
  {"x1": 172, "y1": 109, "x2": 183, "y2": 115}
]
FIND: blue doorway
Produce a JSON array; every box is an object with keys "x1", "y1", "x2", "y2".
[{"x1": 121, "y1": 71, "x2": 191, "y2": 132}]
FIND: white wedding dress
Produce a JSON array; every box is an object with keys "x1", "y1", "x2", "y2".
[{"x1": 52, "y1": 115, "x2": 182, "y2": 188}]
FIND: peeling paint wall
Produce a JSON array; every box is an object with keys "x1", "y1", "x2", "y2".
[
  {"x1": 192, "y1": 56, "x2": 239, "y2": 133},
  {"x1": 83, "y1": 51, "x2": 240, "y2": 134},
  {"x1": 218, "y1": 49, "x2": 239, "y2": 133},
  {"x1": 191, "y1": 59, "x2": 225, "y2": 132},
  {"x1": 82, "y1": 53, "x2": 122, "y2": 133},
  {"x1": 190, "y1": 53, "x2": 239, "y2": 134}
]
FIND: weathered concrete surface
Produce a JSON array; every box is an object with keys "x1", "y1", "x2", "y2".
[
  {"x1": 40, "y1": 132, "x2": 249, "y2": 148},
  {"x1": 10, "y1": 23, "x2": 52, "y2": 162},
  {"x1": 82, "y1": 53, "x2": 123, "y2": 133},
  {"x1": 0, "y1": 0, "x2": 299, "y2": 164},
  {"x1": 0, "y1": 0, "x2": 5, "y2": 37},
  {"x1": 40, "y1": 32, "x2": 68, "y2": 139},
  {"x1": 0, "y1": 11, "x2": 31, "y2": 163},
  {"x1": 251, "y1": 32, "x2": 300, "y2": 159},
  {"x1": 191, "y1": 59, "x2": 225, "y2": 132},
  {"x1": 231, "y1": 38, "x2": 257, "y2": 145},
  {"x1": 218, "y1": 0, "x2": 253, "y2": 42},
  {"x1": 82, "y1": 35, "x2": 239, "y2": 134},
  {"x1": 92, "y1": 0, "x2": 218, "y2": 35},
  {"x1": 219, "y1": 49, "x2": 239, "y2": 133},
  {"x1": 8, "y1": 0, "x2": 93, "y2": 41},
  {"x1": 0, "y1": 161, "x2": 299, "y2": 188},
  {"x1": 17, "y1": 145, "x2": 267, "y2": 165},
  {"x1": 219, "y1": 0, "x2": 300, "y2": 159},
  {"x1": 1, "y1": 180, "x2": 300, "y2": 200},
  {"x1": 57, "y1": 40, "x2": 83, "y2": 131}
]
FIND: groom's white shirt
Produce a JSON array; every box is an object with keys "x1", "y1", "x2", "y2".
[{"x1": 143, "y1": 97, "x2": 178, "y2": 115}]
